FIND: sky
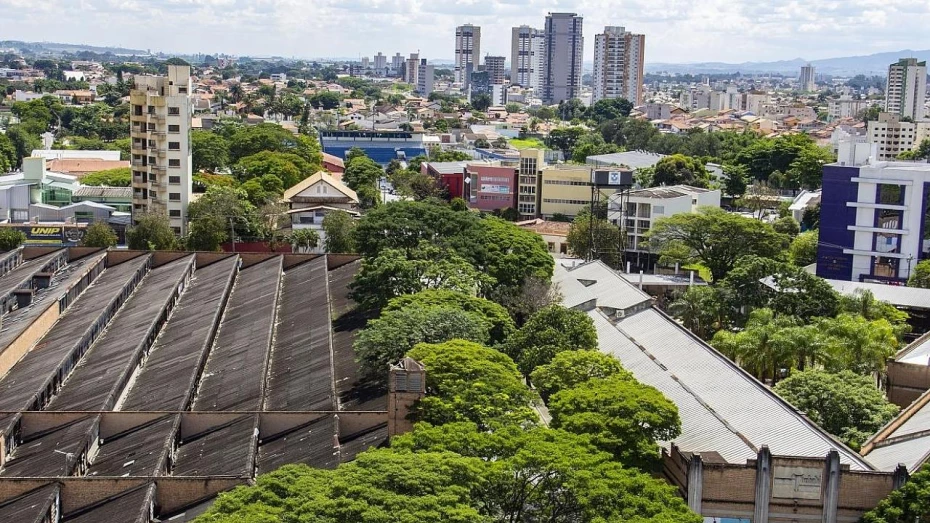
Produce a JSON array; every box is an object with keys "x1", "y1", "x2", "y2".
[{"x1": 1, "y1": 0, "x2": 929, "y2": 65}]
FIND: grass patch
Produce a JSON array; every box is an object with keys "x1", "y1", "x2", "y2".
[
  {"x1": 683, "y1": 263, "x2": 713, "y2": 282},
  {"x1": 509, "y1": 138, "x2": 546, "y2": 150}
]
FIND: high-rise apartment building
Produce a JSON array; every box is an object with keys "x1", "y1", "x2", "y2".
[
  {"x1": 592, "y1": 26, "x2": 645, "y2": 105},
  {"x1": 543, "y1": 12, "x2": 583, "y2": 104},
  {"x1": 867, "y1": 112, "x2": 930, "y2": 160},
  {"x1": 485, "y1": 56, "x2": 506, "y2": 85},
  {"x1": 511, "y1": 26, "x2": 545, "y2": 90},
  {"x1": 454, "y1": 24, "x2": 481, "y2": 86},
  {"x1": 886, "y1": 58, "x2": 928, "y2": 120},
  {"x1": 405, "y1": 53, "x2": 419, "y2": 85},
  {"x1": 417, "y1": 59, "x2": 434, "y2": 96},
  {"x1": 129, "y1": 64, "x2": 193, "y2": 235},
  {"x1": 800, "y1": 64, "x2": 816, "y2": 92}
]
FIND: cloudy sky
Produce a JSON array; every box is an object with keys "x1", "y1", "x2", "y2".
[{"x1": 1, "y1": 0, "x2": 928, "y2": 64}]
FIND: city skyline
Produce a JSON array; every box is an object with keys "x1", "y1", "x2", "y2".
[{"x1": 2, "y1": 0, "x2": 929, "y2": 64}]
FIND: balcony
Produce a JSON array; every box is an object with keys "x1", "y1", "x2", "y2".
[{"x1": 151, "y1": 165, "x2": 166, "y2": 174}]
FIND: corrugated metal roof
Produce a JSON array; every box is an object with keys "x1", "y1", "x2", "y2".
[
  {"x1": 895, "y1": 331, "x2": 930, "y2": 365},
  {"x1": 865, "y1": 433, "x2": 930, "y2": 472},
  {"x1": 553, "y1": 260, "x2": 653, "y2": 311},
  {"x1": 825, "y1": 279, "x2": 930, "y2": 310},
  {"x1": 563, "y1": 261, "x2": 874, "y2": 470}
]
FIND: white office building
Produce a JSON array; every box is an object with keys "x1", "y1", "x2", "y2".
[
  {"x1": 374, "y1": 53, "x2": 387, "y2": 76},
  {"x1": 607, "y1": 185, "x2": 721, "y2": 252},
  {"x1": 592, "y1": 26, "x2": 645, "y2": 105},
  {"x1": 129, "y1": 64, "x2": 193, "y2": 235},
  {"x1": 454, "y1": 24, "x2": 481, "y2": 86},
  {"x1": 886, "y1": 58, "x2": 927, "y2": 120}
]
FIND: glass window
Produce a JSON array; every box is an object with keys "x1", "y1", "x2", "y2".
[
  {"x1": 169, "y1": 176, "x2": 181, "y2": 184},
  {"x1": 169, "y1": 209, "x2": 181, "y2": 217},
  {"x1": 168, "y1": 124, "x2": 180, "y2": 132},
  {"x1": 168, "y1": 142, "x2": 180, "y2": 150},
  {"x1": 168, "y1": 107, "x2": 180, "y2": 115},
  {"x1": 877, "y1": 184, "x2": 904, "y2": 205},
  {"x1": 169, "y1": 159, "x2": 180, "y2": 167},
  {"x1": 873, "y1": 257, "x2": 899, "y2": 278},
  {"x1": 877, "y1": 209, "x2": 903, "y2": 230},
  {"x1": 169, "y1": 193, "x2": 181, "y2": 201},
  {"x1": 875, "y1": 232, "x2": 900, "y2": 254}
]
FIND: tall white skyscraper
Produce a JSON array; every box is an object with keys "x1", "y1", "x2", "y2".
[
  {"x1": 391, "y1": 53, "x2": 404, "y2": 76},
  {"x1": 886, "y1": 58, "x2": 928, "y2": 120},
  {"x1": 592, "y1": 26, "x2": 645, "y2": 105},
  {"x1": 511, "y1": 25, "x2": 545, "y2": 90},
  {"x1": 129, "y1": 64, "x2": 193, "y2": 235},
  {"x1": 455, "y1": 24, "x2": 481, "y2": 85},
  {"x1": 543, "y1": 12, "x2": 583, "y2": 104},
  {"x1": 800, "y1": 64, "x2": 816, "y2": 92}
]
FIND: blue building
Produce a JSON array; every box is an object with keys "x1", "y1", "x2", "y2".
[
  {"x1": 817, "y1": 160, "x2": 930, "y2": 283},
  {"x1": 318, "y1": 130, "x2": 428, "y2": 165}
]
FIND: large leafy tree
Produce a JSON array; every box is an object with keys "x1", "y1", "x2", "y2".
[
  {"x1": 126, "y1": 212, "x2": 178, "y2": 250},
  {"x1": 789, "y1": 230, "x2": 818, "y2": 266},
  {"x1": 187, "y1": 185, "x2": 258, "y2": 251},
  {"x1": 651, "y1": 154, "x2": 709, "y2": 187},
  {"x1": 78, "y1": 167, "x2": 131, "y2": 187},
  {"x1": 479, "y1": 217, "x2": 553, "y2": 290},
  {"x1": 529, "y1": 350, "x2": 630, "y2": 401},
  {"x1": 774, "y1": 369, "x2": 898, "y2": 450},
  {"x1": 407, "y1": 340, "x2": 537, "y2": 429},
  {"x1": 349, "y1": 242, "x2": 490, "y2": 312},
  {"x1": 504, "y1": 305, "x2": 598, "y2": 376},
  {"x1": 668, "y1": 285, "x2": 728, "y2": 340},
  {"x1": 908, "y1": 259, "x2": 930, "y2": 289},
  {"x1": 353, "y1": 201, "x2": 485, "y2": 261},
  {"x1": 711, "y1": 309, "x2": 805, "y2": 383},
  {"x1": 816, "y1": 313, "x2": 900, "y2": 376},
  {"x1": 385, "y1": 290, "x2": 515, "y2": 345},
  {"x1": 232, "y1": 150, "x2": 312, "y2": 188},
  {"x1": 81, "y1": 222, "x2": 118, "y2": 248},
  {"x1": 566, "y1": 209, "x2": 622, "y2": 267},
  {"x1": 191, "y1": 130, "x2": 229, "y2": 173},
  {"x1": 355, "y1": 305, "x2": 491, "y2": 378},
  {"x1": 549, "y1": 376, "x2": 682, "y2": 470},
  {"x1": 226, "y1": 122, "x2": 321, "y2": 168},
  {"x1": 0, "y1": 229, "x2": 26, "y2": 251},
  {"x1": 392, "y1": 423, "x2": 702, "y2": 523},
  {"x1": 646, "y1": 207, "x2": 790, "y2": 281},
  {"x1": 322, "y1": 210, "x2": 357, "y2": 253}
]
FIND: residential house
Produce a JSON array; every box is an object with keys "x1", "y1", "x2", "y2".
[{"x1": 283, "y1": 171, "x2": 360, "y2": 253}]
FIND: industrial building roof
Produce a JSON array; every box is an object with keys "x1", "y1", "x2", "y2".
[
  {"x1": 825, "y1": 279, "x2": 930, "y2": 310},
  {"x1": 555, "y1": 260, "x2": 875, "y2": 471},
  {"x1": 0, "y1": 249, "x2": 385, "y2": 520}
]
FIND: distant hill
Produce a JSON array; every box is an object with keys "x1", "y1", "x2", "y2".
[
  {"x1": 0, "y1": 40, "x2": 149, "y2": 56},
  {"x1": 646, "y1": 49, "x2": 930, "y2": 76}
]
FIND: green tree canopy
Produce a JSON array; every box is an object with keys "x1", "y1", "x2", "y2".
[
  {"x1": 668, "y1": 285, "x2": 729, "y2": 340},
  {"x1": 549, "y1": 376, "x2": 682, "y2": 470},
  {"x1": 789, "y1": 230, "x2": 818, "y2": 266},
  {"x1": 355, "y1": 305, "x2": 492, "y2": 378},
  {"x1": 0, "y1": 228, "x2": 26, "y2": 251},
  {"x1": 227, "y1": 122, "x2": 322, "y2": 167},
  {"x1": 407, "y1": 340, "x2": 537, "y2": 429},
  {"x1": 322, "y1": 210, "x2": 357, "y2": 253},
  {"x1": 80, "y1": 221, "x2": 118, "y2": 248},
  {"x1": 232, "y1": 150, "x2": 313, "y2": 188},
  {"x1": 566, "y1": 209, "x2": 622, "y2": 267},
  {"x1": 646, "y1": 207, "x2": 790, "y2": 281},
  {"x1": 651, "y1": 154, "x2": 709, "y2": 187},
  {"x1": 349, "y1": 242, "x2": 490, "y2": 311},
  {"x1": 504, "y1": 305, "x2": 598, "y2": 376},
  {"x1": 288, "y1": 228, "x2": 319, "y2": 253},
  {"x1": 79, "y1": 167, "x2": 130, "y2": 187},
  {"x1": 530, "y1": 350, "x2": 630, "y2": 401},
  {"x1": 191, "y1": 130, "x2": 229, "y2": 173},
  {"x1": 385, "y1": 290, "x2": 515, "y2": 346},
  {"x1": 908, "y1": 259, "x2": 930, "y2": 288},
  {"x1": 126, "y1": 212, "x2": 178, "y2": 250},
  {"x1": 774, "y1": 369, "x2": 898, "y2": 450},
  {"x1": 772, "y1": 215, "x2": 800, "y2": 237}
]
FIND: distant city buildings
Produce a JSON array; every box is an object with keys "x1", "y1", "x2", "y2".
[
  {"x1": 454, "y1": 24, "x2": 481, "y2": 86},
  {"x1": 592, "y1": 26, "x2": 645, "y2": 105},
  {"x1": 885, "y1": 58, "x2": 928, "y2": 120},
  {"x1": 404, "y1": 53, "x2": 419, "y2": 85},
  {"x1": 510, "y1": 25, "x2": 544, "y2": 90},
  {"x1": 800, "y1": 64, "x2": 816, "y2": 92},
  {"x1": 543, "y1": 12, "x2": 584, "y2": 104},
  {"x1": 129, "y1": 64, "x2": 193, "y2": 235}
]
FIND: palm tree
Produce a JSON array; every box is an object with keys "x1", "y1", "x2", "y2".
[{"x1": 228, "y1": 83, "x2": 244, "y2": 103}]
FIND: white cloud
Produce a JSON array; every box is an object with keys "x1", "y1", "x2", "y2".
[{"x1": 0, "y1": 0, "x2": 927, "y2": 63}]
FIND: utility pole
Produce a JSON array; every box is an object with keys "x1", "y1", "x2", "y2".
[{"x1": 229, "y1": 217, "x2": 236, "y2": 253}]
